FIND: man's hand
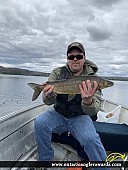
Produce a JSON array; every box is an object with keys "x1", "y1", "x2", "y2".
[
  {"x1": 79, "y1": 80, "x2": 98, "y2": 105},
  {"x1": 42, "y1": 82, "x2": 54, "y2": 97}
]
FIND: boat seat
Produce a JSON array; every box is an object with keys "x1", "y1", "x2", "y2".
[
  {"x1": 93, "y1": 121, "x2": 128, "y2": 152},
  {"x1": 52, "y1": 121, "x2": 128, "y2": 159}
]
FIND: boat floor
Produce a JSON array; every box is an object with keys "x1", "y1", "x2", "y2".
[
  {"x1": 12, "y1": 143, "x2": 128, "y2": 170},
  {"x1": 2, "y1": 101, "x2": 128, "y2": 170}
]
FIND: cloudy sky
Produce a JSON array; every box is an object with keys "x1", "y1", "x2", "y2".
[{"x1": 0, "y1": 0, "x2": 128, "y2": 76}]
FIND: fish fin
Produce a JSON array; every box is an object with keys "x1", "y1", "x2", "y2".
[
  {"x1": 68, "y1": 94, "x2": 76, "y2": 101},
  {"x1": 28, "y1": 83, "x2": 36, "y2": 90},
  {"x1": 28, "y1": 83, "x2": 43, "y2": 101},
  {"x1": 32, "y1": 90, "x2": 42, "y2": 101}
]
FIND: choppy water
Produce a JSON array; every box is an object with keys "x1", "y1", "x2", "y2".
[{"x1": 0, "y1": 74, "x2": 128, "y2": 117}]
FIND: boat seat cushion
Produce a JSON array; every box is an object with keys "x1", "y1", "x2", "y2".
[
  {"x1": 52, "y1": 121, "x2": 128, "y2": 159},
  {"x1": 93, "y1": 121, "x2": 128, "y2": 152}
]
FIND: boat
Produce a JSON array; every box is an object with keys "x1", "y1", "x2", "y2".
[{"x1": 0, "y1": 99, "x2": 128, "y2": 170}]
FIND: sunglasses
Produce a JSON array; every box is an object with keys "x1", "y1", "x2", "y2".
[{"x1": 67, "y1": 54, "x2": 84, "y2": 60}]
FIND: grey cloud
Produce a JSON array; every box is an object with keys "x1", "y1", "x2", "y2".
[
  {"x1": 109, "y1": 60, "x2": 128, "y2": 65},
  {"x1": 67, "y1": 1, "x2": 95, "y2": 21},
  {"x1": 89, "y1": 0, "x2": 120, "y2": 9},
  {"x1": 86, "y1": 25, "x2": 112, "y2": 41},
  {"x1": 69, "y1": 0, "x2": 120, "y2": 10},
  {"x1": 0, "y1": 0, "x2": 128, "y2": 76}
]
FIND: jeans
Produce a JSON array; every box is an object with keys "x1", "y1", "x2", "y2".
[{"x1": 34, "y1": 108, "x2": 109, "y2": 170}]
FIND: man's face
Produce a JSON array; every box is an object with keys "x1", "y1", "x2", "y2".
[{"x1": 67, "y1": 48, "x2": 86, "y2": 73}]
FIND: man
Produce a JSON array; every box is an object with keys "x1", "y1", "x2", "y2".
[{"x1": 34, "y1": 42, "x2": 108, "y2": 170}]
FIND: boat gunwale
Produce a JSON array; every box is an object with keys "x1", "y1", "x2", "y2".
[
  {"x1": 0, "y1": 103, "x2": 45, "y2": 123},
  {"x1": 101, "y1": 98, "x2": 128, "y2": 109},
  {"x1": 0, "y1": 99, "x2": 128, "y2": 123}
]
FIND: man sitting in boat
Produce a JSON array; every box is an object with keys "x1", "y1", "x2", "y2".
[{"x1": 34, "y1": 42, "x2": 109, "y2": 169}]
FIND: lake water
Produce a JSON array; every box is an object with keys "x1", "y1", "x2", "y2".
[{"x1": 0, "y1": 74, "x2": 128, "y2": 117}]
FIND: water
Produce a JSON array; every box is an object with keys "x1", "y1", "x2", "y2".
[
  {"x1": 0, "y1": 74, "x2": 128, "y2": 117},
  {"x1": 0, "y1": 74, "x2": 48, "y2": 116},
  {"x1": 103, "y1": 80, "x2": 128, "y2": 107}
]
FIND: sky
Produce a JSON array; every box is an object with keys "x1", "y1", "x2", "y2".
[{"x1": 0, "y1": 0, "x2": 128, "y2": 76}]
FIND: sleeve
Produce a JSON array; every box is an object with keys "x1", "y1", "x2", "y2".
[
  {"x1": 42, "y1": 67, "x2": 61, "y2": 105},
  {"x1": 81, "y1": 89, "x2": 102, "y2": 116}
]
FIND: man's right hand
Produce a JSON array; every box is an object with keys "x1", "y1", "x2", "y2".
[{"x1": 43, "y1": 82, "x2": 54, "y2": 97}]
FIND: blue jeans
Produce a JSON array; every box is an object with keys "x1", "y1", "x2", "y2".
[{"x1": 34, "y1": 108, "x2": 109, "y2": 170}]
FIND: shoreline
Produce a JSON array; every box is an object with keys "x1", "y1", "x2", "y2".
[
  {"x1": 0, "y1": 73, "x2": 128, "y2": 81},
  {"x1": 0, "y1": 65, "x2": 128, "y2": 81},
  {"x1": 103, "y1": 76, "x2": 128, "y2": 81}
]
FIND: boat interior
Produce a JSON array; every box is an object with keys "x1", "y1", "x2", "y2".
[{"x1": 0, "y1": 99, "x2": 128, "y2": 170}]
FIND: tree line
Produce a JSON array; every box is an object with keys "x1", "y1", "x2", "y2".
[{"x1": 0, "y1": 66, "x2": 50, "y2": 77}]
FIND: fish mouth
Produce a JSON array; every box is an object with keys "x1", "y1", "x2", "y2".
[
  {"x1": 106, "y1": 80, "x2": 114, "y2": 87},
  {"x1": 109, "y1": 81, "x2": 114, "y2": 86},
  {"x1": 112, "y1": 81, "x2": 114, "y2": 85}
]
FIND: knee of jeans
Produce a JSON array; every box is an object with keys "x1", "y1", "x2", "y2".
[
  {"x1": 34, "y1": 114, "x2": 47, "y2": 130},
  {"x1": 81, "y1": 133, "x2": 99, "y2": 146}
]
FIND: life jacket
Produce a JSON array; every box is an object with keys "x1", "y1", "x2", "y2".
[{"x1": 53, "y1": 66, "x2": 86, "y2": 118}]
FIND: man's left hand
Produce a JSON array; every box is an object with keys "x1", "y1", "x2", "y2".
[{"x1": 79, "y1": 80, "x2": 98, "y2": 105}]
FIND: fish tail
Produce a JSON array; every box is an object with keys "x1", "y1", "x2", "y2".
[{"x1": 28, "y1": 83, "x2": 44, "y2": 101}]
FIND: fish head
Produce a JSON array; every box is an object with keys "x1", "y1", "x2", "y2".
[{"x1": 98, "y1": 79, "x2": 114, "y2": 89}]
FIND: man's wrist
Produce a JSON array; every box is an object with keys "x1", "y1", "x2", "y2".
[
  {"x1": 47, "y1": 92, "x2": 56, "y2": 98},
  {"x1": 82, "y1": 98, "x2": 93, "y2": 106}
]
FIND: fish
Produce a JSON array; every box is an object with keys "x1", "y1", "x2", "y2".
[{"x1": 28, "y1": 75, "x2": 114, "y2": 101}]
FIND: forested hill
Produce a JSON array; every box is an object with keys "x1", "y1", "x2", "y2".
[
  {"x1": 0, "y1": 65, "x2": 128, "y2": 81},
  {"x1": 0, "y1": 66, "x2": 50, "y2": 77}
]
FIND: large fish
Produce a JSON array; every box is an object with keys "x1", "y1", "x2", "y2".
[{"x1": 28, "y1": 75, "x2": 114, "y2": 101}]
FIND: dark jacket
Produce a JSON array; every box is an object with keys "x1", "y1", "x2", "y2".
[{"x1": 42, "y1": 60, "x2": 102, "y2": 118}]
